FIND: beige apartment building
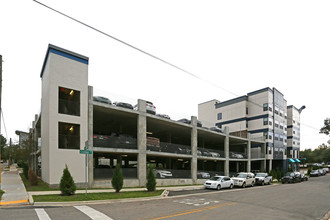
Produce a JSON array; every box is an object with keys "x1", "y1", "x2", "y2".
[{"x1": 199, "y1": 88, "x2": 303, "y2": 172}]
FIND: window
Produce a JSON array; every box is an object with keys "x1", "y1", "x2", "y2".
[
  {"x1": 217, "y1": 113, "x2": 222, "y2": 120},
  {"x1": 59, "y1": 87, "x2": 80, "y2": 116},
  {"x1": 246, "y1": 107, "x2": 248, "y2": 115},
  {"x1": 58, "y1": 122, "x2": 80, "y2": 149},
  {"x1": 280, "y1": 135, "x2": 283, "y2": 142},
  {"x1": 275, "y1": 134, "x2": 279, "y2": 141},
  {"x1": 275, "y1": 120, "x2": 279, "y2": 128},
  {"x1": 280, "y1": 123, "x2": 283, "y2": 130},
  {"x1": 268, "y1": 132, "x2": 273, "y2": 140},
  {"x1": 246, "y1": 121, "x2": 248, "y2": 128},
  {"x1": 263, "y1": 103, "x2": 268, "y2": 111},
  {"x1": 275, "y1": 107, "x2": 279, "y2": 115},
  {"x1": 263, "y1": 118, "x2": 268, "y2": 125}
]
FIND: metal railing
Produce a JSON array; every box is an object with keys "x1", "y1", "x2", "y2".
[{"x1": 147, "y1": 142, "x2": 191, "y2": 155}]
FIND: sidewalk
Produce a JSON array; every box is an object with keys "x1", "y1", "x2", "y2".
[{"x1": 0, "y1": 164, "x2": 29, "y2": 206}]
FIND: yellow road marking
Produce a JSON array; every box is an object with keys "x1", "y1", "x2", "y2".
[
  {"x1": 0, "y1": 199, "x2": 29, "y2": 206},
  {"x1": 150, "y1": 202, "x2": 237, "y2": 220}
]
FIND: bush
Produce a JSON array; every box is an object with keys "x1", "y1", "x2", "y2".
[
  {"x1": 28, "y1": 168, "x2": 39, "y2": 186},
  {"x1": 59, "y1": 165, "x2": 76, "y2": 196},
  {"x1": 111, "y1": 165, "x2": 123, "y2": 193},
  {"x1": 276, "y1": 169, "x2": 282, "y2": 181},
  {"x1": 146, "y1": 166, "x2": 156, "y2": 192}
]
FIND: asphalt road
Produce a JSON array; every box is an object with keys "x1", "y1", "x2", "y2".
[{"x1": 0, "y1": 174, "x2": 329, "y2": 220}]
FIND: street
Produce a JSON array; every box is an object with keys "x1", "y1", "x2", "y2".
[{"x1": 0, "y1": 174, "x2": 329, "y2": 220}]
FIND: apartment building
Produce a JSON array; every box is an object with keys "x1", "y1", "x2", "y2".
[
  {"x1": 287, "y1": 105, "x2": 302, "y2": 170},
  {"x1": 198, "y1": 87, "x2": 302, "y2": 172}
]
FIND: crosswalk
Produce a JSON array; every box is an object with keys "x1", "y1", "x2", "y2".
[{"x1": 35, "y1": 205, "x2": 114, "y2": 220}]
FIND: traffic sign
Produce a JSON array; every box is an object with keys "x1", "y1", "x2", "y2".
[{"x1": 80, "y1": 149, "x2": 92, "y2": 154}]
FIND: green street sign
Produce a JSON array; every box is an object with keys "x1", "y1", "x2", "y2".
[{"x1": 80, "y1": 149, "x2": 92, "y2": 154}]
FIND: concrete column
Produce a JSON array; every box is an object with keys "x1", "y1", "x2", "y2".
[
  {"x1": 137, "y1": 99, "x2": 147, "y2": 186},
  {"x1": 224, "y1": 127, "x2": 229, "y2": 176},
  {"x1": 262, "y1": 143, "x2": 266, "y2": 172},
  {"x1": 191, "y1": 116, "x2": 198, "y2": 183},
  {"x1": 269, "y1": 159, "x2": 273, "y2": 172},
  {"x1": 247, "y1": 133, "x2": 251, "y2": 172},
  {"x1": 87, "y1": 86, "x2": 94, "y2": 187}
]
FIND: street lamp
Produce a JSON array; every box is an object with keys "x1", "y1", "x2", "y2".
[{"x1": 298, "y1": 105, "x2": 306, "y2": 114}]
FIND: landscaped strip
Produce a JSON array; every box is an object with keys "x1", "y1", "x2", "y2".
[{"x1": 33, "y1": 190, "x2": 163, "y2": 202}]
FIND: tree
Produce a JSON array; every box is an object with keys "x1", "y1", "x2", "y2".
[
  {"x1": 146, "y1": 165, "x2": 156, "y2": 192},
  {"x1": 28, "y1": 168, "x2": 39, "y2": 186},
  {"x1": 320, "y1": 118, "x2": 330, "y2": 136},
  {"x1": 111, "y1": 164, "x2": 123, "y2": 193},
  {"x1": 59, "y1": 165, "x2": 76, "y2": 196},
  {"x1": 0, "y1": 134, "x2": 6, "y2": 160}
]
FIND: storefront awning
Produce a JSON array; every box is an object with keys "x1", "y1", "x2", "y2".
[
  {"x1": 295, "y1": 159, "x2": 301, "y2": 163},
  {"x1": 289, "y1": 159, "x2": 295, "y2": 163}
]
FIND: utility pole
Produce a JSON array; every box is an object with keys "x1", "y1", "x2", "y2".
[{"x1": 0, "y1": 55, "x2": 2, "y2": 189}]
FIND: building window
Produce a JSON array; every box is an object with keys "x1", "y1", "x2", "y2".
[
  {"x1": 59, "y1": 87, "x2": 80, "y2": 116},
  {"x1": 217, "y1": 113, "x2": 222, "y2": 120},
  {"x1": 264, "y1": 132, "x2": 268, "y2": 140},
  {"x1": 268, "y1": 132, "x2": 273, "y2": 140},
  {"x1": 58, "y1": 122, "x2": 80, "y2": 149},
  {"x1": 274, "y1": 134, "x2": 279, "y2": 141},
  {"x1": 275, "y1": 120, "x2": 279, "y2": 128},
  {"x1": 280, "y1": 135, "x2": 283, "y2": 142},
  {"x1": 246, "y1": 107, "x2": 248, "y2": 115},
  {"x1": 246, "y1": 121, "x2": 248, "y2": 128},
  {"x1": 280, "y1": 123, "x2": 283, "y2": 130},
  {"x1": 263, "y1": 103, "x2": 268, "y2": 111},
  {"x1": 263, "y1": 118, "x2": 268, "y2": 125}
]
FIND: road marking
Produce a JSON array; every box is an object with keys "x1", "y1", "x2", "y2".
[
  {"x1": 173, "y1": 198, "x2": 219, "y2": 207},
  {"x1": 35, "y1": 208, "x2": 51, "y2": 220},
  {"x1": 150, "y1": 202, "x2": 237, "y2": 220},
  {"x1": 74, "y1": 205, "x2": 113, "y2": 220},
  {"x1": 0, "y1": 199, "x2": 29, "y2": 206}
]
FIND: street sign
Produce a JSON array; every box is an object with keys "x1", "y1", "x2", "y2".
[{"x1": 80, "y1": 149, "x2": 92, "y2": 154}]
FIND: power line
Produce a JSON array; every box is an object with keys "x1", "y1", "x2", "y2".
[
  {"x1": 32, "y1": 0, "x2": 237, "y2": 97},
  {"x1": 1, "y1": 109, "x2": 8, "y2": 141},
  {"x1": 33, "y1": 0, "x2": 320, "y2": 132}
]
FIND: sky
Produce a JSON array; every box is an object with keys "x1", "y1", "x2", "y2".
[{"x1": 0, "y1": 0, "x2": 329, "y2": 150}]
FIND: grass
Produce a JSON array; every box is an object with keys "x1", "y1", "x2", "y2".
[
  {"x1": 33, "y1": 190, "x2": 163, "y2": 202},
  {"x1": 20, "y1": 173, "x2": 56, "y2": 191},
  {"x1": 0, "y1": 189, "x2": 4, "y2": 200}
]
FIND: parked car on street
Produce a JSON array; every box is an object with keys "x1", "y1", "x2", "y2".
[
  {"x1": 255, "y1": 173, "x2": 272, "y2": 185},
  {"x1": 93, "y1": 96, "x2": 112, "y2": 105},
  {"x1": 318, "y1": 169, "x2": 326, "y2": 176},
  {"x1": 204, "y1": 176, "x2": 234, "y2": 190},
  {"x1": 322, "y1": 167, "x2": 329, "y2": 174},
  {"x1": 310, "y1": 170, "x2": 321, "y2": 177},
  {"x1": 114, "y1": 102, "x2": 133, "y2": 109},
  {"x1": 153, "y1": 169, "x2": 172, "y2": 178},
  {"x1": 300, "y1": 173, "x2": 308, "y2": 181},
  {"x1": 232, "y1": 172, "x2": 255, "y2": 188},
  {"x1": 281, "y1": 172, "x2": 301, "y2": 183}
]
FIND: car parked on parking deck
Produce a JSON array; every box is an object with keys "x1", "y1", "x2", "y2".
[
  {"x1": 114, "y1": 102, "x2": 133, "y2": 109},
  {"x1": 204, "y1": 176, "x2": 234, "y2": 190},
  {"x1": 93, "y1": 96, "x2": 112, "y2": 104},
  {"x1": 153, "y1": 169, "x2": 172, "y2": 178},
  {"x1": 156, "y1": 114, "x2": 170, "y2": 119}
]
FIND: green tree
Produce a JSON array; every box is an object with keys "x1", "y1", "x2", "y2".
[
  {"x1": 320, "y1": 118, "x2": 330, "y2": 136},
  {"x1": 59, "y1": 165, "x2": 76, "y2": 196},
  {"x1": 111, "y1": 164, "x2": 123, "y2": 193},
  {"x1": 0, "y1": 134, "x2": 6, "y2": 160},
  {"x1": 146, "y1": 165, "x2": 156, "y2": 192}
]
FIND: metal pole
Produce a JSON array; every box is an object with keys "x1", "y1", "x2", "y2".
[{"x1": 85, "y1": 153, "x2": 87, "y2": 199}]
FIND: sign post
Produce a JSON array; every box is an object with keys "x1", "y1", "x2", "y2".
[{"x1": 80, "y1": 141, "x2": 92, "y2": 199}]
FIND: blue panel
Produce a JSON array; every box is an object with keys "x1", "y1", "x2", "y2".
[
  {"x1": 49, "y1": 48, "x2": 88, "y2": 64},
  {"x1": 295, "y1": 159, "x2": 301, "y2": 163},
  {"x1": 289, "y1": 159, "x2": 295, "y2": 163}
]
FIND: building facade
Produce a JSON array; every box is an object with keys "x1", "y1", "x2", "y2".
[
  {"x1": 29, "y1": 44, "x2": 267, "y2": 188},
  {"x1": 199, "y1": 87, "x2": 302, "y2": 172}
]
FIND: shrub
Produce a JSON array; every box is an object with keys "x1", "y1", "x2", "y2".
[
  {"x1": 28, "y1": 168, "x2": 39, "y2": 186},
  {"x1": 276, "y1": 169, "x2": 282, "y2": 181},
  {"x1": 146, "y1": 166, "x2": 156, "y2": 192},
  {"x1": 111, "y1": 165, "x2": 123, "y2": 193},
  {"x1": 59, "y1": 165, "x2": 76, "y2": 196}
]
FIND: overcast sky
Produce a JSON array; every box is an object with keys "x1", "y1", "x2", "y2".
[{"x1": 0, "y1": 0, "x2": 329, "y2": 150}]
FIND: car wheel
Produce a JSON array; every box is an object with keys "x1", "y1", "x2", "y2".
[
  {"x1": 230, "y1": 184, "x2": 234, "y2": 189},
  {"x1": 242, "y1": 182, "x2": 246, "y2": 188},
  {"x1": 261, "y1": 181, "x2": 264, "y2": 186},
  {"x1": 269, "y1": 180, "x2": 272, "y2": 185},
  {"x1": 282, "y1": 181, "x2": 285, "y2": 184},
  {"x1": 217, "y1": 185, "x2": 221, "y2": 190}
]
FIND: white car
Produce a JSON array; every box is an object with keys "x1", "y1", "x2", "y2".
[
  {"x1": 232, "y1": 172, "x2": 255, "y2": 188},
  {"x1": 255, "y1": 173, "x2": 272, "y2": 185},
  {"x1": 198, "y1": 172, "x2": 211, "y2": 179},
  {"x1": 153, "y1": 169, "x2": 172, "y2": 178},
  {"x1": 204, "y1": 176, "x2": 234, "y2": 190}
]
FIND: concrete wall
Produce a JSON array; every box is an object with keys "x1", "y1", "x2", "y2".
[
  {"x1": 198, "y1": 100, "x2": 220, "y2": 128},
  {"x1": 41, "y1": 47, "x2": 88, "y2": 185}
]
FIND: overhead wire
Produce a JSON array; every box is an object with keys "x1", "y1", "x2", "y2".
[{"x1": 33, "y1": 0, "x2": 321, "y2": 133}]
